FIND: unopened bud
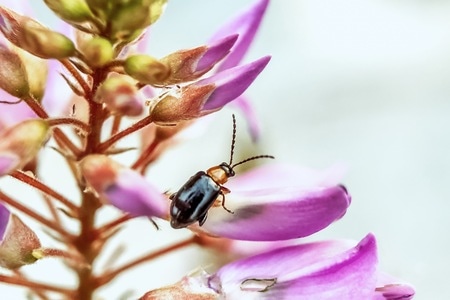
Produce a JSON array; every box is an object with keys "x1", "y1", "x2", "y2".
[
  {"x1": 124, "y1": 54, "x2": 170, "y2": 86},
  {"x1": 95, "y1": 74, "x2": 143, "y2": 117},
  {"x1": 108, "y1": 0, "x2": 167, "y2": 42},
  {"x1": 79, "y1": 36, "x2": 113, "y2": 67},
  {"x1": 0, "y1": 44, "x2": 29, "y2": 98},
  {"x1": 44, "y1": 0, "x2": 95, "y2": 24},
  {"x1": 17, "y1": 49, "x2": 48, "y2": 101},
  {"x1": 0, "y1": 205, "x2": 42, "y2": 269},
  {"x1": 159, "y1": 34, "x2": 238, "y2": 85},
  {"x1": 0, "y1": 119, "x2": 50, "y2": 176},
  {"x1": 80, "y1": 155, "x2": 168, "y2": 218},
  {"x1": 0, "y1": 6, "x2": 76, "y2": 59}
]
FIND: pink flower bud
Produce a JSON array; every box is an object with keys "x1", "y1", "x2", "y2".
[
  {"x1": 95, "y1": 74, "x2": 144, "y2": 117},
  {"x1": 80, "y1": 155, "x2": 168, "y2": 218},
  {"x1": 158, "y1": 34, "x2": 238, "y2": 85},
  {"x1": 0, "y1": 204, "x2": 41, "y2": 269}
]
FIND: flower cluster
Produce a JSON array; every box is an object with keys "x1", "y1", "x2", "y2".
[{"x1": 0, "y1": 0, "x2": 414, "y2": 299}]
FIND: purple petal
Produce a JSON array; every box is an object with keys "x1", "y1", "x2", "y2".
[
  {"x1": 41, "y1": 59, "x2": 72, "y2": 117},
  {"x1": 373, "y1": 273, "x2": 415, "y2": 300},
  {"x1": 201, "y1": 184, "x2": 350, "y2": 241},
  {"x1": 0, "y1": 90, "x2": 35, "y2": 127},
  {"x1": 103, "y1": 169, "x2": 168, "y2": 218},
  {"x1": 0, "y1": 203, "x2": 10, "y2": 240},
  {"x1": 201, "y1": 56, "x2": 270, "y2": 111},
  {"x1": 212, "y1": 234, "x2": 378, "y2": 299},
  {"x1": 0, "y1": 152, "x2": 19, "y2": 176},
  {"x1": 196, "y1": 34, "x2": 238, "y2": 73},
  {"x1": 210, "y1": 0, "x2": 269, "y2": 71},
  {"x1": 227, "y1": 164, "x2": 347, "y2": 191}
]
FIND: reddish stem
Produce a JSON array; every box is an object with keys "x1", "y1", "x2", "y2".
[
  {"x1": 47, "y1": 117, "x2": 91, "y2": 134},
  {"x1": 0, "y1": 274, "x2": 74, "y2": 297},
  {"x1": 131, "y1": 140, "x2": 159, "y2": 169},
  {"x1": 10, "y1": 171, "x2": 79, "y2": 214},
  {"x1": 94, "y1": 237, "x2": 196, "y2": 288},
  {"x1": 97, "y1": 115, "x2": 153, "y2": 152},
  {"x1": 0, "y1": 191, "x2": 72, "y2": 238},
  {"x1": 59, "y1": 59, "x2": 92, "y2": 97},
  {"x1": 96, "y1": 214, "x2": 133, "y2": 234}
]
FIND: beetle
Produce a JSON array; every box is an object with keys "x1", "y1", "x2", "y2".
[{"x1": 169, "y1": 114, "x2": 274, "y2": 229}]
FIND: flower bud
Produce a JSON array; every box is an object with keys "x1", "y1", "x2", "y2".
[
  {"x1": 78, "y1": 36, "x2": 114, "y2": 67},
  {"x1": 17, "y1": 49, "x2": 48, "y2": 101},
  {"x1": 139, "y1": 270, "x2": 217, "y2": 300},
  {"x1": 44, "y1": 0, "x2": 95, "y2": 25},
  {"x1": 0, "y1": 204, "x2": 42, "y2": 269},
  {"x1": 0, "y1": 6, "x2": 76, "y2": 59},
  {"x1": 124, "y1": 54, "x2": 170, "y2": 86},
  {"x1": 0, "y1": 119, "x2": 50, "y2": 176},
  {"x1": 108, "y1": 0, "x2": 167, "y2": 41},
  {"x1": 158, "y1": 34, "x2": 238, "y2": 85},
  {"x1": 149, "y1": 56, "x2": 270, "y2": 125},
  {"x1": 0, "y1": 44, "x2": 29, "y2": 98},
  {"x1": 94, "y1": 74, "x2": 144, "y2": 116},
  {"x1": 80, "y1": 155, "x2": 168, "y2": 218}
]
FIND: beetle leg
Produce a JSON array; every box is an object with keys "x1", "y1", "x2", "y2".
[
  {"x1": 219, "y1": 191, "x2": 234, "y2": 214},
  {"x1": 198, "y1": 212, "x2": 208, "y2": 226}
]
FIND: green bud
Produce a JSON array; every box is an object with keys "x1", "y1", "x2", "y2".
[
  {"x1": 0, "y1": 44, "x2": 30, "y2": 98},
  {"x1": 22, "y1": 21, "x2": 76, "y2": 59},
  {"x1": 44, "y1": 0, "x2": 95, "y2": 24},
  {"x1": 124, "y1": 54, "x2": 170, "y2": 86},
  {"x1": 0, "y1": 6, "x2": 76, "y2": 59},
  {"x1": 17, "y1": 49, "x2": 48, "y2": 101},
  {"x1": 79, "y1": 36, "x2": 113, "y2": 67},
  {"x1": 109, "y1": 1, "x2": 152, "y2": 41}
]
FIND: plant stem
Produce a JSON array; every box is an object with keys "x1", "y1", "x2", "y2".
[
  {"x1": 94, "y1": 237, "x2": 196, "y2": 288},
  {"x1": 0, "y1": 274, "x2": 74, "y2": 297},
  {"x1": 10, "y1": 171, "x2": 79, "y2": 213}
]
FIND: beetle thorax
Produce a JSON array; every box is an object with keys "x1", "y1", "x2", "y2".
[{"x1": 206, "y1": 163, "x2": 235, "y2": 184}]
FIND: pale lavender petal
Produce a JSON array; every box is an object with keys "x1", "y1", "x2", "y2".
[
  {"x1": 230, "y1": 95, "x2": 261, "y2": 142},
  {"x1": 373, "y1": 272, "x2": 415, "y2": 300},
  {"x1": 103, "y1": 169, "x2": 168, "y2": 218},
  {"x1": 0, "y1": 90, "x2": 35, "y2": 127},
  {"x1": 210, "y1": 0, "x2": 269, "y2": 71},
  {"x1": 196, "y1": 34, "x2": 238, "y2": 73},
  {"x1": 0, "y1": 203, "x2": 10, "y2": 240},
  {"x1": 201, "y1": 56, "x2": 270, "y2": 111},
  {"x1": 201, "y1": 185, "x2": 350, "y2": 241},
  {"x1": 227, "y1": 164, "x2": 347, "y2": 191},
  {"x1": 0, "y1": 152, "x2": 19, "y2": 176},
  {"x1": 41, "y1": 59, "x2": 72, "y2": 116},
  {"x1": 212, "y1": 234, "x2": 378, "y2": 299}
]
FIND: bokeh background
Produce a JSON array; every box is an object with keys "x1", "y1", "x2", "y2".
[{"x1": 1, "y1": 0, "x2": 448, "y2": 298}]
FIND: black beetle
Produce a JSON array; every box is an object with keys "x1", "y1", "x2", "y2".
[{"x1": 169, "y1": 115, "x2": 274, "y2": 229}]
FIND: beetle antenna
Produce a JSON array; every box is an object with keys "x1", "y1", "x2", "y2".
[
  {"x1": 229, "y1": 114, "x2": 237, "y2": 166},
  {"x1": 231, "y1": 155, "x2": 275, "y2": 169}
]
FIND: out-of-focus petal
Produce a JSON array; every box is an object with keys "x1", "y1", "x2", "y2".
[
  {"x1": 211, "y1": 234, "x2": 378, "y2": 299},
  {"x1": 0, "y1": 152, "x2": 19, "y2": 177},
  {"x1": 0, "y1": 203, "x2": 10, "y2": 240},
  {"x1": 104, "y1": 169, "x2": 168, "y2": 218},
  {"x1": 201, "y1": 184, "x2": 350, "y2": 241},
  {"x1": 373, "y1": 272, "x2": 415, "y2": 300},
  {"x1": 210, "y1": 0, "x2": 269, "y2": 72},
  {"x1": 231, "y1": 96, "x2": 261, "y2": 142}
]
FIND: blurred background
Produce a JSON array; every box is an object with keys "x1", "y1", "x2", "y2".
[{"x1": 1, "y1": 0, "x2": 448, "y2": 299}]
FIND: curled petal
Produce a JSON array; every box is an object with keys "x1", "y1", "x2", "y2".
[
  {"x1": 201, "y1": 185, "x2": 350, "y2": 241},
  {"x1": 373, "y1": 273, "x2": 415, "y2": 300},
  {"x1": 196, "y1": 34, "x2": 238, "y2": 73},
  {"x1": 201, "y1": 55, "x2": 270, "y2": 111},
  {"x1": 210, "y1": 0, "x2": 269, "y2": 71},
  {"x1": 211, "y1": 234, "x2": 378, "y2": 299},
  {"x1": 103, "y1": 169, "x2": 168, "y2": 218}
]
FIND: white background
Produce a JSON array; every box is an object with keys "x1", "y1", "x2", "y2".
[{"x1": 0, "y1": 0, "x2": 448, "y2": 299}]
